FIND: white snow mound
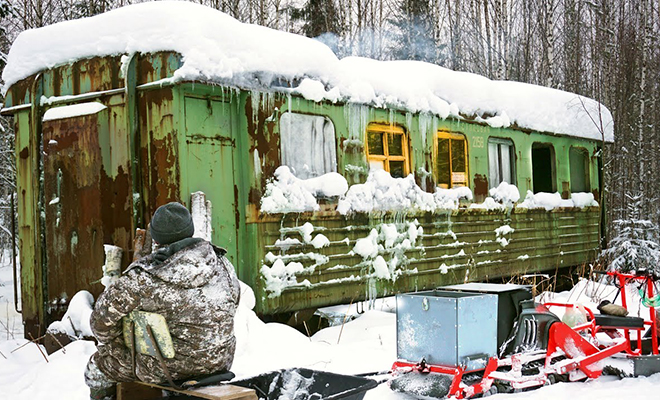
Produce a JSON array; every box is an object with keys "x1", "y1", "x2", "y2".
[{"x1": 2, "y1": 1, "x2": 613, "y2": 142}]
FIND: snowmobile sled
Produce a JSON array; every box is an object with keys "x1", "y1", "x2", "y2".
[{"x1": 390, "y1": 276, "x2": 660, "y2": 399}]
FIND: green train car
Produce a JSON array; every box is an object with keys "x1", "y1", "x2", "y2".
[{"x1": 1, "y1": 3, "x2": 612, "y2": 338}]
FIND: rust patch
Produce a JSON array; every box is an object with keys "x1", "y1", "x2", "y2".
[
  {"x1": 592, "y1": 188, "x2": 600, "y2": 203},
  {"x1": 138, "y1": 54, "x2": 156, "y2": 85},
  {"x1": 562, "y1": 181, "x2": 570, "y2": 199},
  {"x1": 72, "y1": 65, "x2": 80, "y2": 95},
  {"x1": 234, "y1": 185, "x2": 241, "y2": 232},
  {"x1": 42, "y1": 113, "x2": 106, "y2": 322},
  {"x1": 138, "y1": 88, "x2": 179, "y2": 220},
  {"x1": 19, "y1": 147, "x2": 29, "y2": 159},
  {"x1": 245, "y1": 92, "x2": 285, "y2": 204},
  {"x1": 248, "y1": 187, "x2": 262, "y2": 206},
  {"x1": 160, "y1": 53, "x2": 170, "y2": 80},
  {"x1": 143, "y1": 88, "x2": 173, "y2": 109},
  {"x1": 100, "y1": 165, "x2": 133, "y2": 267},
  {"x1": 473, "y1": 174, "x2": 488, "y2": 202},
  {"x1": 149, "y1": 134, "x2": 180, "y2": 209},
  {"x1": 7, "y1": 77, "x2": 32, "y2": 106},
  {"x1": 136, "y1": 52, "x2": 179, "y2": 85},
  {"x1": 52, "y1": 68, "x2": 61, "y2": 97}
]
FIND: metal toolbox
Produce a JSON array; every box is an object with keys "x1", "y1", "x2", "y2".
[{"x1": 396, "y1": 290, "x2": 498, "y2": 371}]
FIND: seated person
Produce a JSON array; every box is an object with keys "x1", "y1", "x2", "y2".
[{"x1": 85, "y1": 202, "x2": 240, "y2": 400}]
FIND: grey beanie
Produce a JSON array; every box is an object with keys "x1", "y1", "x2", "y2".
[{"x1": 150, "y1": 202, "x2": 195, "y2": 245}]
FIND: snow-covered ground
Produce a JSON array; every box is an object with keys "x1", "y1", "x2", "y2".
[{"x1": 2, "y1": 252, "x2": 660, "y2": 399}]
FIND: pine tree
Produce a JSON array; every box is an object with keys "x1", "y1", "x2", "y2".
[
  {"x1": 389, "y1": 0, "x2": 441, "y2": 63},
  {"x1": 289, "y1": 0, "x2": 342, "y2": 52},
  {"x1": 290, "y1": 0, "x2": 341, "y2": 37},
  {"x1": 602, "y1": 193, "x2": 660, "y2": 274}
]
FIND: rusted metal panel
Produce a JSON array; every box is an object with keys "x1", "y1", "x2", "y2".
[
  {"x1": 253, "y1": 207, "x2": 600, "y2": 315},
  {"x1": 138, "y1": 87, "x2": 180, "y2": 219},
  {"x1": 15, "y1": 107, "x2": 43, "y2": 339},
  {"x1": 41, "y1": 104, "x2": 134, "y2": 323},
  {"x1": 42, "y1": 56, "x2": 123, "y2": 98},
  {"x1": 136, "y1": 52, "x2": 182, "y2": 86},
  {"x1": 3, "y1": 77, "x2": 32, "y2": 108}
]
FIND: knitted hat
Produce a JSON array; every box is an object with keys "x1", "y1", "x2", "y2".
[{"x1": 150, "y1": 202, "x2": 195, "y2": 245}]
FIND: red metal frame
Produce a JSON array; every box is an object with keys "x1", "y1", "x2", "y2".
[
  {"x1": 390, "y1": 271, "x2": 659, "y2": 398},
  {"x1": 596, "y1": 270, "x2": 658, "y2": 355},
  {"x1": 391, "y1": 358, "x2": 498, "y2": 399}
]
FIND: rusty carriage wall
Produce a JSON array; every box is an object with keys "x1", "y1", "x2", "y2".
[{"x1": 2, "y1": 52, "x2": 602, "y2": 338}]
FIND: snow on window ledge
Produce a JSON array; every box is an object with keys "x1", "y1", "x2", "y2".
[
  {"x1": 260, "y1": 167, "x2": 599, "y2": 216},
  {"x1": 260, "y1": 166, "x2": 348, "y2": 213}
]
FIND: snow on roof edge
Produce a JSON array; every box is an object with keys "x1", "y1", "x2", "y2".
[{"x1": 1, "y1": 1, "x2": 614, "y2": 142}]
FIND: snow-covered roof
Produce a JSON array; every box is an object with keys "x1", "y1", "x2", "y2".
[{"x1": 1, "y1": 1, "x2": 614, "y2": 142}]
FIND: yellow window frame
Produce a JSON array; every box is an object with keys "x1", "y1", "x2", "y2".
[
  {"x1": 435, "y1": 131, "x2": 468, "y2": 188},
  {"x1": 365, "y1": 123, "x2": 411, "y2": 177}
]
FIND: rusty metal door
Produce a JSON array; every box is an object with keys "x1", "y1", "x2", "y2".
[{"x1": 42, "y1": 105, "x2": 133, "y2": 322}]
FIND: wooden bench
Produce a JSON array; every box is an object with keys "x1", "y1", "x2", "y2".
[{"x1": 117, "y1": 381, "x2": 257, "y2": 400}]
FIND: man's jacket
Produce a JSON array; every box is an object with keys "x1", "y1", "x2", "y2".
[{"x1": 90, "y1": 240, "x2": 240, "y2": 383}]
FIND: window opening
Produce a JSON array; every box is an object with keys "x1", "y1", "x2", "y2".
[
  {"x1": 570, "y1": 147, "x2": 590, "y2": 193},
  {"x1": 436, "y1": 131, "x2": 468, "y2": 188},
  {"x1": 488, "y1": 138, "x2": 516, "y2": 188},
  {"x1": 280, "y1": 112, "x2": 337, "y2": 179},
  {"x1": 366, "y1": 123, "x2": 410, "y2": 178},
  {"x1": 531, "y1": 143, "x2": 556, "y2": 193}
]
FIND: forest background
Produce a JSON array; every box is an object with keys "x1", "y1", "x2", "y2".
[{"x1": 0, "y1": 0, "x2": 658, "y2": 267}]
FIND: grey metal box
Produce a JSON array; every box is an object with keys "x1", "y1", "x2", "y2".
[{"x1": 396, "y1": 290, "x2": 498, "y2": 371}]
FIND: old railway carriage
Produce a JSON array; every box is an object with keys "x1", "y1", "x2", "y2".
[{"x1": 1, "y1": 3, "x2": 612, "y2": 338}]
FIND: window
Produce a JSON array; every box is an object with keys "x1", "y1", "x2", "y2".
[
  {"x1": 280, "y1": 112, "x2": 337, "y2": 179},
  {"x1": 488, "y1": 138, "x2": 516, "y2": 188},
  {"x1": 531, "y1": 143, "x2": 556, "y2": 193},
  {"x1": 570, "y1": 147, "x2": 590, "y2": 193},
  {"x1": 436, "y1": 131, "x2": 468, "y2": 188},
  {"x1": 366, "y1": 123, "x2": 410, "y2": 178}
]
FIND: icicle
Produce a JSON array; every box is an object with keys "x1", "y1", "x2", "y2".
[
  {"x1": 406, "y1": 112, "x2": 414, "y2": 136},
  {"x1": 250, "y1": 89, "x2": 261, "y2": 124},
  {"x1": 253, "y1": 150, "x2": 262, "y2": 182}
]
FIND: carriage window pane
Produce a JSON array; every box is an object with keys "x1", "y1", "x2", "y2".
[
  {"x1": 388, "y1": 134, "x2": 403, "y2": 156},
  {"x1": 488, "y1": 138, "x2": 515, "y2": 189},
  {"x1": 367, "y1": 131, "x2": 385, "y2": 155},
  {"x1": 280, "y1": 112, "x2": 337, "y2": 179},
  {"x1": 390, "y1": 161, "x2": 405, "y2": 178},
  {"x1": 366, "y1": 124, "x2": 410, "y2": 177},
  {"x1": 500, "y1": 144, "x2": 512, "y2": 183},
  {"x1": 451, "y1": 139, "x2": 466, "y2": 172},
  {"x1": 437, "y1": 138, "x2": 451, "y2": 186},
  {"x1": 570, "y1": 147, "x2": 590, "y2": 193}
]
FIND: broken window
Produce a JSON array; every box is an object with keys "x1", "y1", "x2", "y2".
[
  {"x1": 488, "y1": 138, "x2": 516, "y2": 188},
  {"x1": 436, "y1": 131, "x2": 468, "y2": 188},
  {"x1": 366, "y1": 123, "x2": 410, "y2": 178},
  {"x1": 531, "y1": 143, "x2": 556, "y2": 193},
  {"x1": 280, "y1": 112, "x2": 337, "y2": 179},
  {"x1": 570, "y1": 146, "x2": 590, "y2": 193}
]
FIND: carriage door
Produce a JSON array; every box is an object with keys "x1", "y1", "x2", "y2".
[
  {"x1": 184, "y1": 96, "x2": 238, "y2": 262},
  {"x1": 42, "y1": 103, "x2": 134, "y2": 322}
]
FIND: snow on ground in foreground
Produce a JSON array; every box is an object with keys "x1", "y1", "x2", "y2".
[{"x1": 1, "y1": 257, "x2": 660, "y2": 399}]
